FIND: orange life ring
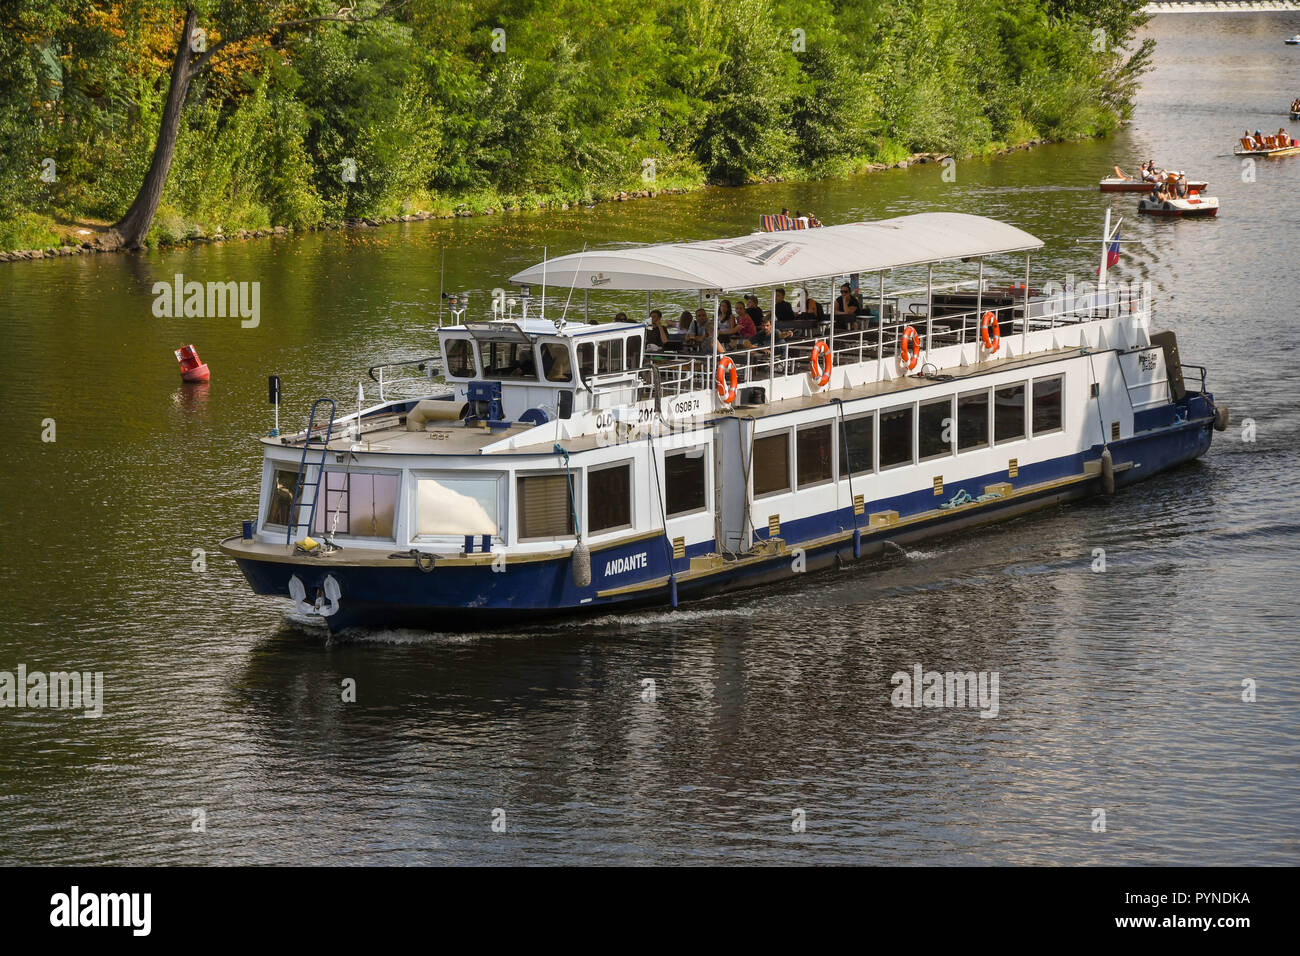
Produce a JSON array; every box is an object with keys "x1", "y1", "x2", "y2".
[
  {"x1": 715, "y1": 356, "x2": 738, "y2": 404},
  {"x1": 981, "y1": 310, "x2": 1000, "y2": 352},
  {"x1": 899, "y1": 326, "x2": 921, "y2": 371},
  {"x1": 809, "y1": 339, "x2": 832, "y2": 386}
]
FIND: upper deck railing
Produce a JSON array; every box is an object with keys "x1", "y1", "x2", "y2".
[{"x1": 628, "y1": 280, "x2": 1147, "y2": 401}]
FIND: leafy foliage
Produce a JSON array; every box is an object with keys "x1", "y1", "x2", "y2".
[{"x1": 0, "y1": 0, "x2": 1152, "y2": 245}]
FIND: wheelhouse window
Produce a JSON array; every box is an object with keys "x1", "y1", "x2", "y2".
[
  {"x1": 994, "y1": 383, "x2": 1026, "y2": 444},
  {"x1": 796, "y1": 423, "x2": 833, "y2": 488},
  {"x1": 841, "y1": 413, "x2": 874, "y2": 476},
  {"x1": 879, "y1": 405, "x2": 914, "y2": 469},
  {"x1": 314, "y1": 472, "x2": 398, "y2": 539},
  {"x1": 516, "y1": 474, "x2": 574, "y2": 539},
  {"x1": 598, "y1": 337, "x2": 623, "y2": 374},
  {"x1": 267, "y1": 468, "x2": 300, "y2": 526},
  {"x1": 444, "y1": 338, "x2": 476, "y2": 378},
  {"x1": 541, "y1": 342, "x2": 574, "y2": 383},
  {"x1": 416, "y1": 476, "x2": 499, "y2": 537},
  {"x1": 753, "y1": 432, "x2": 791, "y2": 497},
  {"x1": 918, "y1": 397, "x2": 953, "y2": 461},
  {"x1": 664, "y1": 449, "x2": 707, "y2": 517},
  {"x1": 478, "y1": 341, "x2": 538, "y2": 380},
  {"x1": 588, "y1": 463, "x2": 632, "y2": 534},
  {"x1": 576, "y1": 342, "x2": 595, "y2": 381},
  {"x1": 1033, "y1": 376, "x2": 1064, "y2": 435},
  {"x1": 957, "y1": 389, "x2": 990, "y2": 452},
  {"x1": 625, "y1": 336, "x2": 642, "y2": 369}
]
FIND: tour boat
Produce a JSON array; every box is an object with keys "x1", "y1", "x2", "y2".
[
  {"x1": 1137, "y1": 194, "x2": 1220, "y2": 217},
  {"x1": 1099, "y1": 176, "x2": 1206, "y2": 193},
  {"x1": 220, "y1": 212, "x2": 1227, "y2": 633}
]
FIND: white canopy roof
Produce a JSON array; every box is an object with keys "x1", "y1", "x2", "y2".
[{"x1": 509, "y1": 212, "x2": 1043, "y2": 292}]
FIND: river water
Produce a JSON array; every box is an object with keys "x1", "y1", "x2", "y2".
[{"x1": 1, "y1": 12, "x2": 1297, "y2": 865}]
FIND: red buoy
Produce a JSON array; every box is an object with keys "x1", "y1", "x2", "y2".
[{"x1": 175, "y1": 344, "x2": 210, "y2": 383}]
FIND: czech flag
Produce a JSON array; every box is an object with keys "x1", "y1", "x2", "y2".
[{"x1": 1097, "y1": 230, "x2": 1121, "y2": 273}]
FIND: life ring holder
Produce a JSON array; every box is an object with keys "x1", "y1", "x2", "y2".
[
  {"x1": 899, "y1": 326, "x2": 921, "y2": 371},
  {"x1": 981, "y1": 310, "x2": 1001, "y2": 352},
  {"x1": 809, "y1": 339, "x2": 832, "y2": 387},
  {"x1": 715, "y1": 355, "x2": 738, "y2": 404}
]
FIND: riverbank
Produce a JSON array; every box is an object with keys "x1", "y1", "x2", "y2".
[{"x1": 0, "y1": 137, "x2": 1068, "y2": 265}]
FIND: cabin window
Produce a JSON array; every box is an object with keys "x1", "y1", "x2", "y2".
[
  {"x1": 314, "y1": 472, "x2": 398, "y2": 539},
  {"x1": 841, "y1": 413, "x2": 874, "y2": 476},
  {"x1": 478, "y1": 341, "x2": 537, "y2": 381},
  {"x1": 588, "y1": 462, "x2": 632, "y2": 534},
  {"x1": 665, "y1": 449, "x2": 707, "y2": 517},
  {"x1": 994, "y1": 383, "x2": 1027, "y2": 444},
  {"x1": 796, "y1": 423, "x2": 833, "y2": 488},
  {"x1": 957, "y1": 389, "x2": 990, "y2": 452},
  {"x1": 266, "y1": 468, "x2": 300, "y2": 526},
  {"x1": 516, "y1": 474, "x2": 574, "y2": 539},
  {"x1": 415, "y1": 476, "x2": 499, "y2": 537},
  {"x1": 879, "y1": 405, "x2": 914, "y2": 469},
  {"x1": 598, "y1": 337, "x2": 623, "y2": 374},
  {"x1": 919, "y1": 397, "x2": 953, "y2": 461},
  {"x1": 444, "y1": 338, "x2": 476, "y2": 378},
  {"x1": 541, "y1": 343, "x2": 574, "y2": 383},
  {"x1": 577, "y1": 343, "x2": 595, "y2": 381},
  {"x1": 1033, "y1": 376, "x2": 1064, "y2": 435},
  {"x1": 625, "y1": 336, "x2": 642, "y2": 369},
  {"x1": 753, "y1": 432, "x2": 791, "y2": 497}
]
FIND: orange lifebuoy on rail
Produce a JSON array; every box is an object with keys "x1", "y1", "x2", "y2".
[
  {"x1": 981, "y1": 310, "x2": 1001, "y2": 352},
  {"x1": 716, "y1": 355, "x2": 738, "y2": 404},
  {"x1": 809, "y1": 339, "x2": 832, "y2": 387},
  {"x1": 899, "y1": 326, "x2": 921, "y2": 371}
]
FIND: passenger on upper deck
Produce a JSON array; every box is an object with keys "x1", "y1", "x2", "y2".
[
  {"x1": 798, "y1": 290, "x2": 825, "y2": 325},
  {"x1": 834, "y1": 283, "x2": 861, "y2": 331},
  {"x1": 729, "y1": 298, "x2": 757, "y2": 344},
  {"x1": 773, "y1": 288, "x2": 796, "y2": 324},
  {"x1": 716, "y1": 298, "x2": 736, "y2": 336},
  {"x1": 743, "y1": 294, "x2": 763, "y2": 326},
  {"x1": 613, "y1": 311, "x2": 629, "y2": 323},
  {"x1": 647, "y1": 309, "x2": 672, "y2": 347}
]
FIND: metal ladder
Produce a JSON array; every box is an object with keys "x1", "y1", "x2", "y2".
[{"x1": 285, "y1": 398, "x2": 337, "y2": 545}]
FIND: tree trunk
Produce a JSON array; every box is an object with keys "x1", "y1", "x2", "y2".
[{"x1": 102, "y1": 7, "x2": 197, "y2": 250}]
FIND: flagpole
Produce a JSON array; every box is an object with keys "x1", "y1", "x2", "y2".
[{"x1": 1098, "y1": 207, "x2": 1112, "y2": 295}]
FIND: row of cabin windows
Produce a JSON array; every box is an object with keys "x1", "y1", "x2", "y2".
[
  {"x1": 267, "y1": 453, "x2": 706, "y2": 543},
  {"x1": 517, "y1": 450, "x2": 706, "y2": 538},
  {"x1": 752, "y1": 375, "x2": 1064, "y2": 496},
  {"x1": 441, "y1": 337, "x2": 641, "y2": 384}
]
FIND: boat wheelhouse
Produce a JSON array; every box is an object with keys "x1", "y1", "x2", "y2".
[{"x1": 221, "y1": 212, "x2": 1227, "y2": 632}]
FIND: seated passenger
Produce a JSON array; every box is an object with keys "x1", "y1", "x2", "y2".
[
  {"x1": 1139, "y1": 161, "x2": 1155, "y2": 182},
  {"x1": 647, "y1": 309, "x2": 671, "y2": 347},
  {"x1": 716, "y1": 299, "x2": 736, "y2": 336},
  {"x1": 743, "y1": 295, "x2": 763, "y2": 326},
  {"x1": 773, "y1": 288, "x2": 796, "y2": 323},
  {"x1": 834, "y1": 283, "x2": 861, "y2": 330},
  {"x1": 798, "y1": 291, "x2": 824, "y2": 324},
  {"x1": 730, "y1": 300, "x2": 757, "y2": 343},
  {"x1": 613, "y1": 311, "x2": 629, "y2": 324}
]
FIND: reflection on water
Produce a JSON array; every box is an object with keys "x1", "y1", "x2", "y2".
[{"x1": 0, "y1": 13, "x2": 1298, "y2": 864}]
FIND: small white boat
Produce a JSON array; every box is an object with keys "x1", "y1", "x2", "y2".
[
  {"x1": 1138, "y1": 194, "x2": 1219, "y2": 218},
  {"x1": 1286, "y1": 35, "x2": 1300, "y2": 45}
]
